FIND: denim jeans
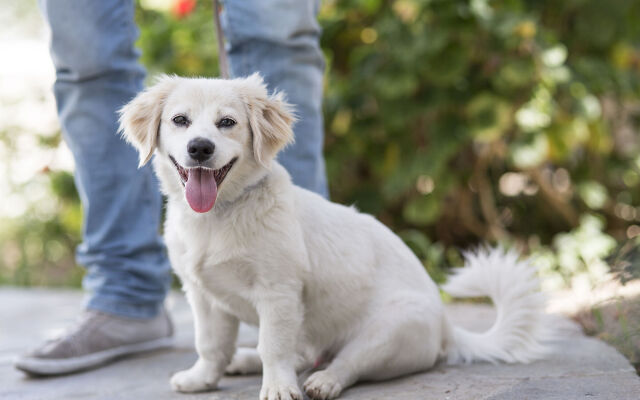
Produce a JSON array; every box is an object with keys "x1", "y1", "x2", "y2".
[
  {"x1": 40, "y1": 0, "x2": 327, "y2": 319},
  {"x1": 222, "y1": 0, "x2": 328, "y2": 197}
]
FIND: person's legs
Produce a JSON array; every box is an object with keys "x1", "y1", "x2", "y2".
[
  {"x1": 42, "y1": 0, "x2": 171, "y2": 319},
  {"x1": 15, "y1": 0, "x2": 173, "y2": 376},
  {"x1": 222, "y1": 0, "x2": 328, "y2": 197}
]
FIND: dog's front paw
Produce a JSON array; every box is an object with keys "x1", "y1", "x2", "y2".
[
  {"x1": 303, "y1": 370, "x2": 343, "y2": 400},
  {"x1": 259, "y1": 382, "x2": 303, "y2": 400},
  {"x1": 170, "y1": 359, "x2": 219, "y2": 393}
]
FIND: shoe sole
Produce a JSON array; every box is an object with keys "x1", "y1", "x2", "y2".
[{"x1": 14, "y1": 336, "x2": 175, "y2": 376}]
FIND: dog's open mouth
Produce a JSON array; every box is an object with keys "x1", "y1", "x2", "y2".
[{"x1": 169, "y1": 155, "x2": 237, "y2": 213}]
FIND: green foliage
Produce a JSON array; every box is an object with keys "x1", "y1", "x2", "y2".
[
  {"x1": 136, "y1": 0, "x2": 221, "y2": 78},
  {"x1": 3, "y1": 0, "x2": 640, "y2": 288},
  {"x1": 0, "y1": 170, "x2": 83, "y2": 287},
  {"x1": 534, "y1": 215, "x2": 616, "y2": 290},
  {"x1": 318, "y1": 0, "x2": 640, "y2": 285}
]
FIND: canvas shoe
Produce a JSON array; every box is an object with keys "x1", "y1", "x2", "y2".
[{"x1": 14, "y1": 308, "x2": 174, "y2": 375}]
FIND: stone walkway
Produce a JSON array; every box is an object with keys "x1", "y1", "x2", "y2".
[{"x1": 1, "y1": 288, "x2": 639, "y2": 399}]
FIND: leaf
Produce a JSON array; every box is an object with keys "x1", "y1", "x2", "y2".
[
  {"x1": 510, "y1": 135, "x2": 549, "y2": 169},
  {"x1": 578, "y1": 181, "x2": 608, "y2": 210},
  {"x1": 467, "y1": 93, "x2": 513, "y2": 142},
  {"x1": 403, "y1": 194, "x2": 441, "y2": 226}
]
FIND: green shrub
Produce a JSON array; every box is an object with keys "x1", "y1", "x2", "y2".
[{"x1": 2, "y1": 0, "x2": 640, "y2": 288}]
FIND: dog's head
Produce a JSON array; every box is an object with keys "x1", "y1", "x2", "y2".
[{"x1": 119, "y1": 74, "x2": 294, "y2": 213}]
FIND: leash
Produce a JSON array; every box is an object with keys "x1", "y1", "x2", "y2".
[{"x1": 212, "y1": 0, "x2": 230, "y2": 79}]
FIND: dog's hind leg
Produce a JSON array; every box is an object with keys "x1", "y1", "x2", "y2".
[
  {"x1": 225, "y1": 347, "x2": 262, "y2": 375},
  {"x1": 303, "y1": 300, "x2": 442, "y2": 400},
  {"x1": 226, "y1": 347, "x2": 313, "y2": 375}
]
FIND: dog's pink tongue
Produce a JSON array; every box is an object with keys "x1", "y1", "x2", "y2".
[{"x1": 185, "y1": 168, "x2": 218, "y2": 213}]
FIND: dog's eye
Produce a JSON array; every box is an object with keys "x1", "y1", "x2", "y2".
[
  {"x1": 172, "y1": 115, "x2": 189, "y2": 127},
  {"x1": 217, "y1": 117, "x2": 236, "y2": 128}
]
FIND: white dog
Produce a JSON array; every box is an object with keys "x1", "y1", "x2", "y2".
[{"x1": 119, "y1": 74, "x2": 553, "y2": 400}]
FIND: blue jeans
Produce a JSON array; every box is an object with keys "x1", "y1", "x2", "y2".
[
  {"x1": 223, "y1": 0, "x2": 328, "y2": 196},
  {"x1": 40, "y1": 0, "x2": 327, "y2": 319}
]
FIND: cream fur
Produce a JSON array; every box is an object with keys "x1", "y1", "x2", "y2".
[{"x1": 119, "y1": 75, "x2": 555, "y2": 400}]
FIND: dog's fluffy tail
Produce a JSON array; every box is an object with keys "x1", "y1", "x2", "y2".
[{"x1": 441, "y1": 247, "x2": 555, "y2": 365}]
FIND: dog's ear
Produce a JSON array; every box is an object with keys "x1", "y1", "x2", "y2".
[
  {"x1": 118, "y1": 75, "x2": 177, "y2": 167},
  {"x1": 241, "y1": 73, "x2": 296, "y2": 167}
]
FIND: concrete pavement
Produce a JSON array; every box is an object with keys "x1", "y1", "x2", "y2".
[{"x1": 1, "y1": 288, "x2": 639, "y2": 400}]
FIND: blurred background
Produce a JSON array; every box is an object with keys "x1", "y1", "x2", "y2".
[{"x1": 1, "y1": 0, "x2": 639, "y2": 370}]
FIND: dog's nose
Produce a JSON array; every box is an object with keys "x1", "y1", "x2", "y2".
[{"x1": 187, "y1": 138, "x2": 215, "y2": 162}]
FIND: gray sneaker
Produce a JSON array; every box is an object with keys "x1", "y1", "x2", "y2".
[{"x1": 14, "y1": 308, "x2": 174, "y2": 376}]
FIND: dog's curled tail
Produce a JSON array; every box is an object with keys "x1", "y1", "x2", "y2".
[{"x1": 441, "y1": 247, "x2": 555, "y2": 365}]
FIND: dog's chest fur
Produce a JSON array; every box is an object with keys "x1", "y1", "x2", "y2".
[{"x1": 165, "y1": 200, "x2": 263, "y2": 324}]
